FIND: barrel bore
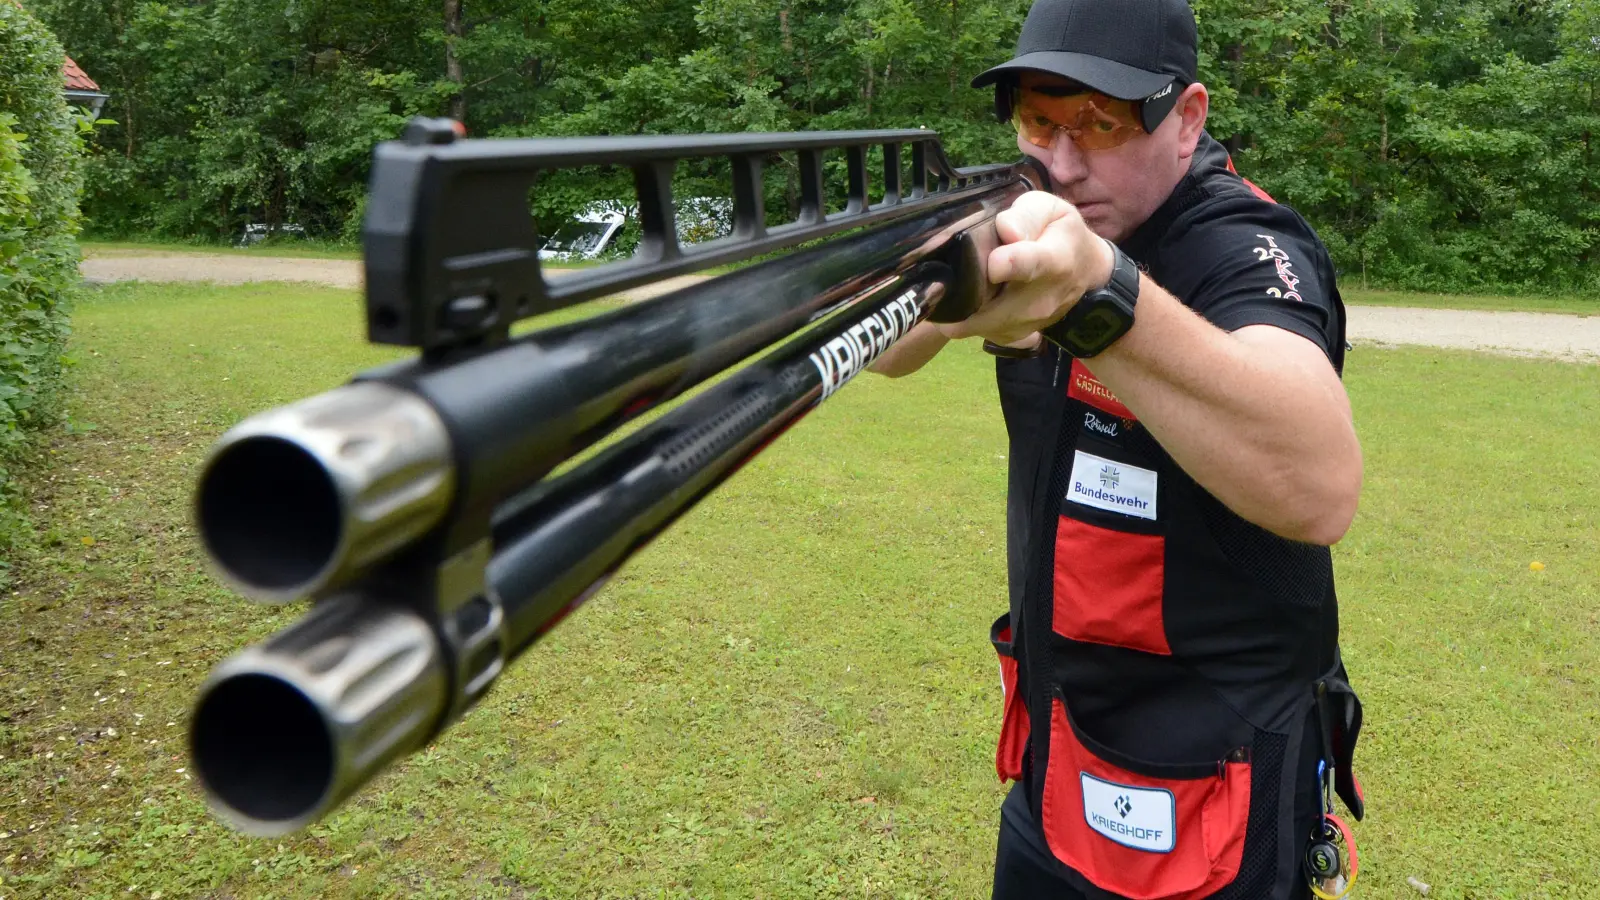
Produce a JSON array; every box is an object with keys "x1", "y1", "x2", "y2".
[
  {"x1": 190, "y1": 673, "x2": 336, "y2": 827},
  {"x1": 198, "y1": 437, "x2": 342, "y2": 592}
]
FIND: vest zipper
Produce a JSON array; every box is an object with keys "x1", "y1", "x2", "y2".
[{"x1": 1022, "y1": 354, "x2": 1069, "y2": 811}]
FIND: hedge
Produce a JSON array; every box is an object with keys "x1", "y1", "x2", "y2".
[{"x1": 0, "y1": 0, "x2": 86, "y2": 558}]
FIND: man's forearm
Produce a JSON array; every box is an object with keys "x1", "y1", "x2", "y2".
[
  {"x1": 868, "y1": 322, "x2": 950, "y2": 378},
  {"x1": 1084, "y1": 279, "x2": 1362, "y2": 545}
]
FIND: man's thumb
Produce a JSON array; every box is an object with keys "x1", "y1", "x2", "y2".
[{"x1": 988, "y1": 241, "x2": 1047, "y2": 283}]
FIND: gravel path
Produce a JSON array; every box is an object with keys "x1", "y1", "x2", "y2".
[
  {"x1": 81, "y1": 251, "x2": 1598, "y2": 362},
  {"x1": 82, "y1": 251, "x2": 365, "y2": 289},
  {"x1": 79, "y1": 250, "x2": 703, "y2": 302},
  {"x1": 1346, "y1": 306, "x2": 1600, "y2": 363}
]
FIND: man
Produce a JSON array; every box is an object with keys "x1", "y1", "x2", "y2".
[{"x1": 870, "y1": 0, "x2": 1367, "y2": 897}]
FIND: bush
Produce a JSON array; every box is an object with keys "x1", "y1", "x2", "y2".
[{"x1": 0, "y1": 1, "x2": 86, "y2": 558}]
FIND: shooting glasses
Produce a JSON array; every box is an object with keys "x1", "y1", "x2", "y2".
[{"x1": 1011, "y1": 84, "x2": 1167, "y2": 151}]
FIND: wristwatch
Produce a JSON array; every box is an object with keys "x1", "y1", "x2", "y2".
[{"x1": 1041, "y1": 238, "x2": 1140, "y2": 358}]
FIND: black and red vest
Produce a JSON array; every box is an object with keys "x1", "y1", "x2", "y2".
[{"x1": 989, "y1": 140, "x2": 1364, "y2": 900}]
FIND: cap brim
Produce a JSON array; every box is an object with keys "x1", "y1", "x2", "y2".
[{"x1": 970, "y1": 52, "x2": 1173, "y2": 101}]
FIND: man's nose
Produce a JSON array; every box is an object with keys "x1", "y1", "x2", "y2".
[{"x1": 1047, "y1": 131, "x2": 1090, "y2": 185}]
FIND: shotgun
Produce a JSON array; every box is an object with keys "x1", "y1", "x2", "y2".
[{"x1": 186, "y1": 116, "x2": 1049, "y2": 836}]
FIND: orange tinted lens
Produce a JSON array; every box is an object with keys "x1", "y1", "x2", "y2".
[
  {"x1": 1013, "y1": 93, "x2": 1063, "y2": 148},
  {"x1": 1013, "y1": 89, "x2": 1142, "y2": 150}
]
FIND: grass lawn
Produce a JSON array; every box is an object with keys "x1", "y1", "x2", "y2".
[
  {"x1": 2, "y1": 282, "x2": 1598, "y2": 899},
  {"x1": 1343, "y1": 288, "x2": 1598, "y2": 317}
]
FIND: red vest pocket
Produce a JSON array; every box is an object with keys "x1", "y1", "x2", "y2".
[
  {"x1": 1053, "y1": 517, "x2": 1169, "y2": 655},
  {"x1": 990, "y1": 613, "x2": 1031, "y2": 783},
  {"x1": 1041, "y1": 693, "x2": 1251, "y2": 900}
]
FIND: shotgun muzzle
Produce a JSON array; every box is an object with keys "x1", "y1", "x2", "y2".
[
  {"x1": 195, "y1": 381, "x2": 454, "y2": 602},
  {"x1": 189, "y1": 596, "x2": 449, "y2": 836}
]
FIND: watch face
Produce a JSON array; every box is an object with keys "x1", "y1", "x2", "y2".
[{"x1": 1069, "y1": 306, "x2": 1124, "y2": 347}]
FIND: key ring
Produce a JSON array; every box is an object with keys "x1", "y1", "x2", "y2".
[{"x1": 1307, "y1": 813, "x2": 1359, "y2": 900}]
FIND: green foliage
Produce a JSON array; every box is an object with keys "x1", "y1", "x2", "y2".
[
  {"x1": 25, "y1": 0, "x2": 1600, "y2": 293},
  {"x1": 1198, "y1": 0, "x2": 1598, "y2": 293},
  {"x1": 35, "y1": 0, "x2": 447, "y2": 241},
  {"x1": 0, "y1": 1, "x2": 86, "y2": 559}
]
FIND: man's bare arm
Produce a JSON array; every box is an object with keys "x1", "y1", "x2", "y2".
[
  {"x1": 942, "y1": 192, "x2": 1361, "y2": 545},
  {"x1": 868, "y1": 322, "x2": 950, "y2": 378},
  {"x1": 1082, "y1": 287, "x2": 1361, "y2": 545}
]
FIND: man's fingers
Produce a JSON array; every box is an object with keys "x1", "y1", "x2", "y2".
[
  {"x1": 988, "y1": 241, "x2": 1049, "y2": 283},
  {"x1": 941, "y1": 296, "x2": 1034, "y2": 345},
  {"x1": 947, "y1": 190, "x2": 1091, "y2": 343},
  {"x1": 993, "y1": 207, "x2": 1033, "y2": 246},
  {"x1": 991, "y1": 193, "x2": 1084, "y2": 284},
  {"x1": 990, "y1": 225, "x2": 1080, "y2": 283},
  {"x1": 994, "y1": 191, "x2": 1069, "y2": 245}
]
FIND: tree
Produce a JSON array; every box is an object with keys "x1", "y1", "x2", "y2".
[{"x1": 20, "y1": 0, "x2": 1598, "y2": 292}]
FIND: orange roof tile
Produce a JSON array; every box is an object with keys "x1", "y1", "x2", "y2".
[
  {"x1": 10, "y1": 3, "x2": 102, "y2": 92},
  {"x1": 63, "y1": 55, "x2": 100, "y2": 92}
]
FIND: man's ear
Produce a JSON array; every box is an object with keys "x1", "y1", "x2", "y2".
[{"x1": 1175, "y1": 83, "x2": 1209, "y2": 160}]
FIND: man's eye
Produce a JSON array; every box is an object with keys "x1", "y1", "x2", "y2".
[
  {"x1": 1031, "y1": 116, "x2": 1053, "y2": 128},
  {"x1": 1092, "y1": 120, "x2": 1116, "y2": 132}
]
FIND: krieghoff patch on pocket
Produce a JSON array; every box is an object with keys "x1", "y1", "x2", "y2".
[{"x1": 1081, "y1": 774, "x2": 1176, "y2": 853}]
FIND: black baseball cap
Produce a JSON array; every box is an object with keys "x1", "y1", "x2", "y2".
[{"x1": 971, "y1": 0, "x2": 1198, "y2": 101}]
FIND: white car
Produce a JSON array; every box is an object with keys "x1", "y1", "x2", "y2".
[
  {"x1": 536, "y1": 205, "x2": 628, "y2": 261},
  {"x1": 237, "y1": 223, "x2": 307, "y2": 247},
  {"x1": 537, "y1": 198, "x2": 733, "y2": 262}
]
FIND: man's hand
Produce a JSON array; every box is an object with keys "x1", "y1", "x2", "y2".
[{"x1": 938, "y1": 192, "x2": 1115, "y2": 346}]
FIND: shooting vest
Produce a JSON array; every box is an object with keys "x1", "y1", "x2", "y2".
[{"x1": 989, "y1": 138, "x2": 1363, "y2": 900}]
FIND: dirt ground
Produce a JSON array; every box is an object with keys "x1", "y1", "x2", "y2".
[
  {"x1": 78, "y1": 249, "x2": 705, "y2": 302},
  {"x1": 80, "y1": 250, "x2": 1600, "y2": 362},
  {"x1": 1342, "y1": 306, "x2": 1600, "y2": 363},
  {"x1": 82, "y1": 249, "x2": 365, "y2": 288}
]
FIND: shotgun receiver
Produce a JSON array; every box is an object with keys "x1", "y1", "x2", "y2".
[{"x1": 186, "y1": 117, "x2": 1049, "y2": 836}]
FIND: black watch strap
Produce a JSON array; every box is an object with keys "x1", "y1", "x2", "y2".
[
  {"x1": 1041, "y1": 239, "x2": 1140, "y2": 358},
  {"x1": 982, "y1": 339, "x2": 1046, "y2": 359}
]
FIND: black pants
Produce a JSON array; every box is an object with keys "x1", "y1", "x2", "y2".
[
  {"x1": 992, "y1": 783, "x2": 1091, "y2": 899},
  {"x1": 991, "y1": 783, "x2": 1317, "y2": 900}
]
